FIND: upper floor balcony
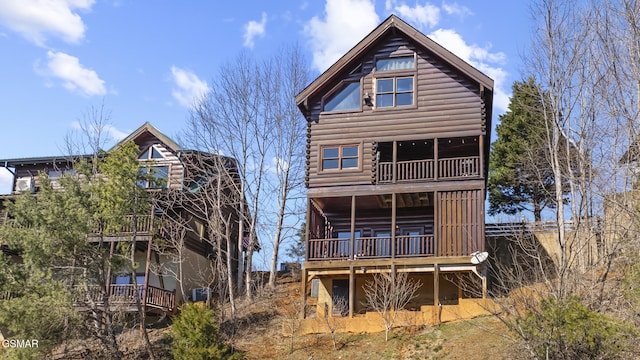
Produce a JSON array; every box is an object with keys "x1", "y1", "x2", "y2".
[{"x1": 373, "y1": 136, "x2": 482, "y2": 184}]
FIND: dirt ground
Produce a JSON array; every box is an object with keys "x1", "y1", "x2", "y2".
[{"x1": 231, "y1": 279, "x2": 514, "y2": 360}]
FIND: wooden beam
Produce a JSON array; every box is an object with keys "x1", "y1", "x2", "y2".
[
  {"x1": 350, "y1": 195, "x2": 356, "y2": 260},
  {"x1": 349, "y1": 266, "x2": 355, "y2": 318},
  {"x1": 304, "y1": 255, "x2": 475, "y2": 270},
  {"x1": 433, "y1": 263, "x2": 440, "y2": 325},
  {"x1": 307, "y1": 179, "x2": 485, "y2": 198},
  {"x1": 301, "y1": 267, "x2": 308, "y2": 319},
  {"x1": 391, "y1": 192, "x2": 396, "y2": 258}
]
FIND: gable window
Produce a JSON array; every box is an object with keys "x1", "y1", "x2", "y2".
[
  {"x1": 138, "y1": 165, "x2": 169, "y2": 188},
  {"x1": 376, "y1": 77, "x2": 414, "y2": 108},
  {"x1": 139, "y1": 146, "x2": 164, "y2": 160},
  {"x1": 321, "y1": 144, "x2": 359, "y2": 171},
  {"x1": 376, "y1": 56, "x2": 415, "y2": 71},
  {"x1": 323, "y1": 81, "x2": 361, "y2": 112}
]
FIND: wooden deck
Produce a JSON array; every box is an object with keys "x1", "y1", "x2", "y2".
[
  {"x1": 308, "y1": 234, "x2": 435, "y2": 261},
  {"x1": 377, "y1": 156, "x2": 480, "y2": 183},
  {"x1": 73, "y1": 284, "x2": 175, "y2": 313}
]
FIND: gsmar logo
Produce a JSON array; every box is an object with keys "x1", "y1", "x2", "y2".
[{"x1": 2, "y1": 339, "x2": 39, "y2": 348}]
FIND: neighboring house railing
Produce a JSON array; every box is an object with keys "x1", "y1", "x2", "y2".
[
  {"x1": 377, "y1": 156, "x2": 480, "y2": 183},
  {"x1": 73, "y1": 284, "x2": 175, "y2": 311},
  {"x1": 96, "y1": 214, "x2": 154, "y2": 235},
  {"x1": 485, "y1": 221, "x2": 575, "y2": 238},
  {"x1": 308, "y1": 234, "x2": 435, "y2": 261}
]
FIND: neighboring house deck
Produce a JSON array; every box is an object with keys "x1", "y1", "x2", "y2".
[
  {"x1": 0, "y1": 123, "x2": 245, "y2": 315},
  {"x1": 296, "y1": 15, "x2": 494, "y2": 326}
]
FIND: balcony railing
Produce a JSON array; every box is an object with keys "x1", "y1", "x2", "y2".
[
  {"x1": 308, "y1": 234, "x2": 435, "y2": 261},
  {"x1": 73, "y1": 284, "x2": 175, "y2": 311},
  {"x1": 92, "y1": 214, "x2": 154, "y2": 236},
  {"x1": 377, "y1": 156, "x2": 480, "y2": 183}
]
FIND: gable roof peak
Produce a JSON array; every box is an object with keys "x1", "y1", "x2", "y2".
[
  {"x1": 110, "y1": 122, "x2": 181, "y2": 153},
  {"x1": 296, "y1": 14, "x2": 493, "y2": 114}
]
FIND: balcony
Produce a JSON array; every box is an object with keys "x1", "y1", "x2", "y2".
[
  {"x1": 377, "y1": 156, "x2": 480, "y2": 183},
  {"x1": 308, "y1": 234, "x2": 435, "y2": 261},
  {"x1": 73, "y1": 284, "x2": 175, "y2": 312}
]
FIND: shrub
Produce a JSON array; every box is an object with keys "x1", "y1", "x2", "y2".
[
  {"x1": 519, "y1": 295, "x2": 633, "y2": 359},
  {"x1": 171, "y1": 303, "x2": 242, "y2": 360}
]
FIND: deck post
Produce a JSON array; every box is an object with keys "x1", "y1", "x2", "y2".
[
  {"x1": 391, "y1": 192, "x2": 396, "y2": 258},
  {"x1": 143, "y1": 238, "x2": 153, "y2": 309},
  {"x1": 392, "y1": 140, "x2": 397, "y2": 183},
  {"x1": 350, "y1": 195, "x2": 356, "y2": 259},
  {"x1": 349, "y1": 266, "x2": 355, "y2": 317},
  {"x1": 433, "y1": 264, "x2": 440, "y2": 325},
  {"x1": 434, "y1": 138, "x2": 439, "y2": 180},
  {"x1": 301, "y1": 268, "x2": 308, "y2": 319},
  {"x1": 105, "y1": 241, "x2": 115, "y2": 294},
  {"x1": 305, "y1": 200, "x2": 311, "y2": 262}
]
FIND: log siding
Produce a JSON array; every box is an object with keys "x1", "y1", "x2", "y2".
[{"x1": 306, "y1": 33, "x2": 485, "y2": 188}]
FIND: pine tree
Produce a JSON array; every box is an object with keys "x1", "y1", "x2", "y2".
[{"x1": 488, "y1": 77, "x2": 559, "y2": 221}]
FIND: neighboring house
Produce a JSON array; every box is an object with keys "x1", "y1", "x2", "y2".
[
  {"x1": 295, "y1": 15, "x2": 493, "y2": 325},
  {"x1": 0, "y1": 122, "x2": 246, "y2": 314}
]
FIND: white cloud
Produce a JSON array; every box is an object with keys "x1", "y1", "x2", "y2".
[
  {"x1": 393, "y1": 2, "x2": 440, "y2": 29},
  {"x1": 442, "y1": 2, "x2": 473, "y2": 18},
  {"x1": 42, "y1": 50, "x2": 106, "y2": 96},
  {"x1": 428, "y1": 29, "x2": 509, "y2": 112},
  {"x1": 243, "y1": 12, "x2": 267, "y2": 48},
  {"x1": 304, "y1": 0, "x2": 380, "y2": 72},
  {"x1": 170, "y1": 66, "x2": 210, "y2": 108},
  {"x1": 0, "y1": 168, "x2": 13, "y2": 195},
  {"x1": 0, "y1": 0, "x2": 94, "y2": 46}
]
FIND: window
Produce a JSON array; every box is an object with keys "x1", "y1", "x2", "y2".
[
  {"x1": 321, "y1": 145, "x2": 359, "y2": 171},
  {"x1": 138, "y1": 165, "x2": 169, "y2": 188},
  {"x1": 323, "y1": 81, "x2": 361, "y2": 112},
  {"x1": 376, "y1": 77, "x2": 414, "y2": 107},
  {"x1": 376, "y1": 56, "x2": 415, "y2": 71},
  {"x1": 47, "y1": 169, "x2": 76, "y2": 179},
  {"x1": 139, "y1": 146, "x2": 164, "y2": 160}
]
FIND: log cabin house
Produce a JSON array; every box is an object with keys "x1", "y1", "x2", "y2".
[
  {"x1": 0, "y1": 122, "x2": 247, "y2": 315},
  {"x1": 296, "y1": 15, "x2": 493, "y2": 325}
]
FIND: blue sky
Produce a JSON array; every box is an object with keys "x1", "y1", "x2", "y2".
[{"x1": 0, "y1": 0, "x2": 531, "y2": 194}]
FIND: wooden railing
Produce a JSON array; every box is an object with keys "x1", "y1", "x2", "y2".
[
  {"x1": 73, "y1": 284, "x2": 175, "y2": 311},
  {"x1": 438, "y1": 156, "x2": 480, "y2": 179},
  {"x1": 377, "y1": 156, "x2": 480, "y2": 183},
  {"x1": 485, "y1": 221, "x2": 575, "y2": 237},
  {"x1": 94, "y1": 214, "x2": 154, "y2": 235},
  {"x1": 309, "y1": 234, "x2": 435, "y2": 261}
]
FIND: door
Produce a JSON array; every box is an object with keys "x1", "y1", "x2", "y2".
[{"x1": 331, "y1": 279, "x2": 349, "y2": 316}]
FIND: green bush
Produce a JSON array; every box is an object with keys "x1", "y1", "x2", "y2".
[
  {"x1": 519, "y1": 295, "x2": 632, "y2": 359},
  {"x1": 171, "y1": 303, "x2": 242, "y2": 360}
]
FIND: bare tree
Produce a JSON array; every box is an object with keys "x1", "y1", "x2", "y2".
[
  {"x1": 266, "y1": 44, "x2": 310, "y2": 288},
  {"x1": 184, "y1": 47, "x2": 310, "y2": 299},
  {"x1": 320, "y1": 296, "x2": 348, "y2": 350},
  {"x1": 362, "y1": 270, "x2": 422, "y2": 342}
]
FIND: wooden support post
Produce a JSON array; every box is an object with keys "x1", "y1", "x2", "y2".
[
  {"x1": 392, "y1": 140, "x2": 398, "y2": 183},
  {"x1": 433, "y1": 264, "x2": 440, "y2": 325},
  {"x1": 301, "y1": 268, "x2": 308, "y2": 319},
  {"x1": 479, "y1": 134, "x2": 484, "y2": 179},
  {"x1": 349, "y1": 266, "x2": 355, "y2": 318},
  {"x1": 434, "y1": 138, "x2": 439, "y2": 180},
  {"x1": 350, "y1": 195, "x2": 356, "y2": 259},
  {"x1": 305, "y1": 199, "x2": 311, "y2": 262},
  {"x1": 391, "y1": 193, "x2": 396, "y2": 258},
  {"x1": 105, "y1": 241, "x2": 115, "y2": 293},
  {"x1": 143, "y1": 237, "x2": 153, "y2": 309},
  {"x1": 482, "y1": 274, "x2": 487, "y2": 299}
]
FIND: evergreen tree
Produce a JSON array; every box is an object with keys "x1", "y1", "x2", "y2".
[{"x1": 488, "y1": 77, "x2": 559, "y2": 221}]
